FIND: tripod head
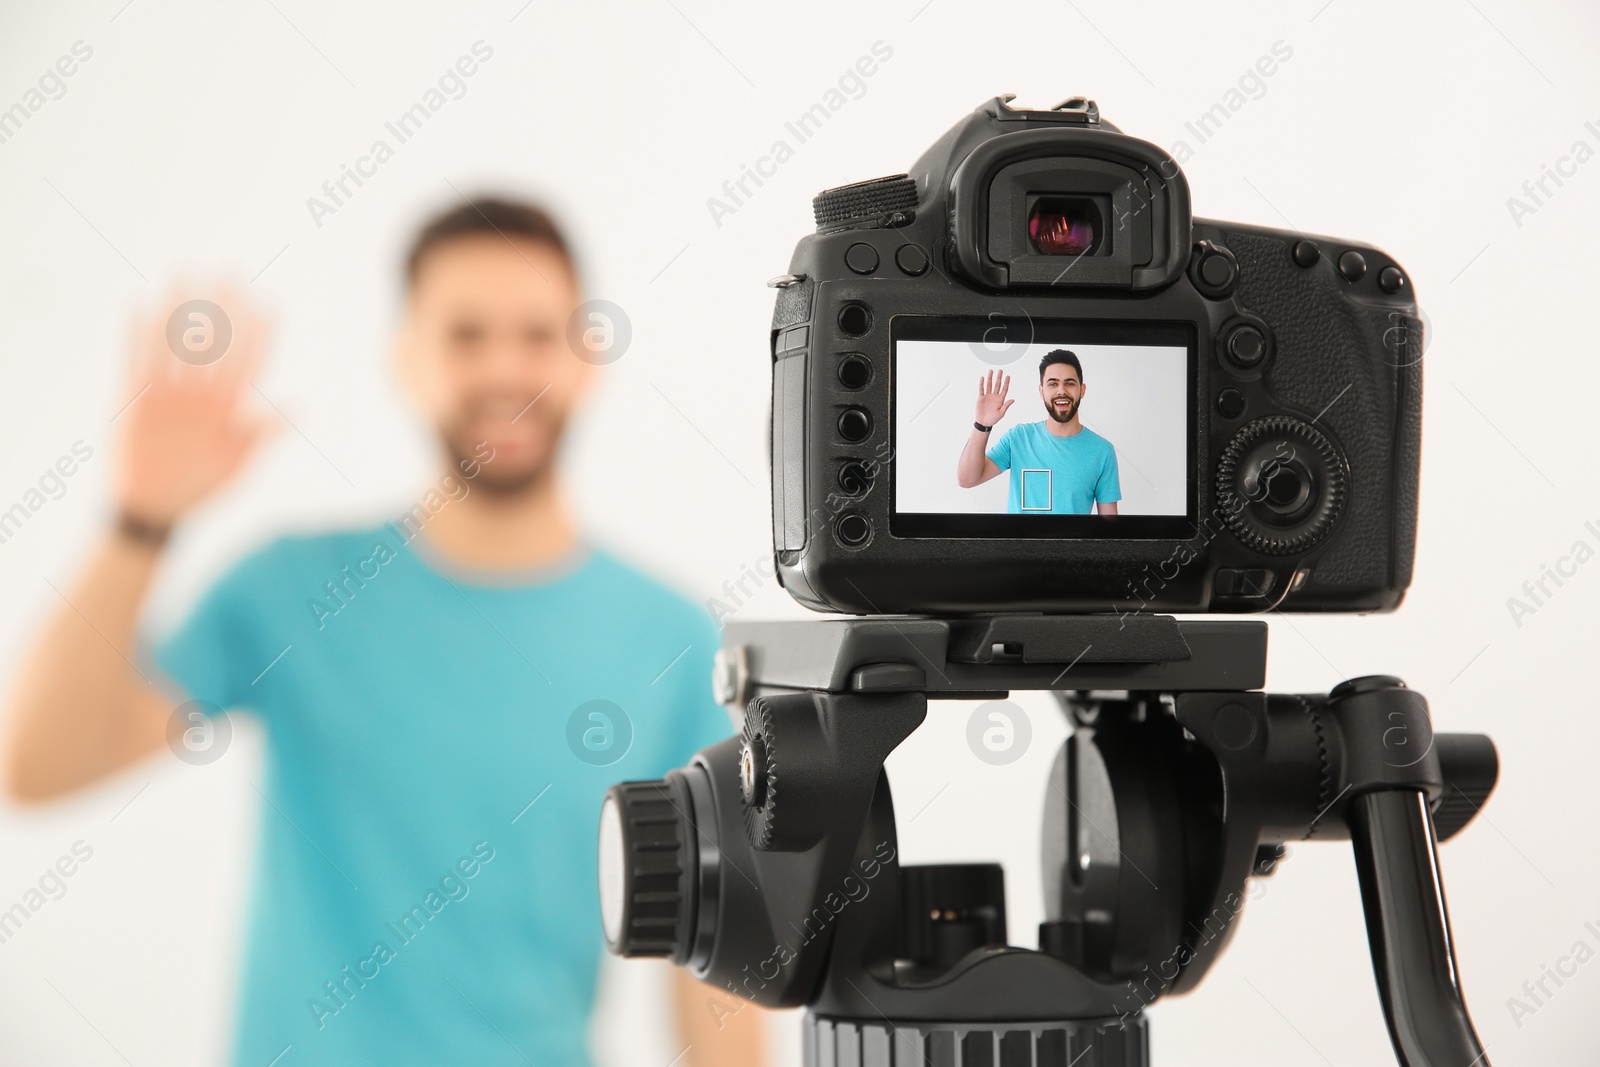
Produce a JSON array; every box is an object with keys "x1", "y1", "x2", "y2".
[{"x1": 600, "y1": 615, "x2": 1497, "y2": 1067}]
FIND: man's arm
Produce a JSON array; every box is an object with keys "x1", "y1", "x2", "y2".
[
  {"x1": 957, "y1": 371, "x2": 1012, "y2": 488},
  {"x1": 1094, "y1": 501, "x2": 1119, "y2": 516},
  {"x1": 3, "y1": 289, "x2": 274, "y2": 801},
  {"x1": 672, "y1": 968, "x2": 767, "y2": 1067},
  {"x1": 957, "y1": 427, "x2": 1003, "y2": 488},
  {"x1": 5, "y1": 534, "x2": 176, "y2": 799}
]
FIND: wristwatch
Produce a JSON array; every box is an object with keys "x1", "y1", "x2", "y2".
[
  {"x1": 974, "y1": 421, "x2": 992, "y2": 433},
  {"x1": 115, "y1": 510, "x2": 172, "y2": 548}
]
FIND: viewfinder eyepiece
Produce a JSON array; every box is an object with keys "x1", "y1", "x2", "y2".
[{"x1": 1028, "y1": 197, "x2": 1103, "y2": 256}]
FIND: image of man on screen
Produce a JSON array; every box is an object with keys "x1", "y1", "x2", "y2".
[{"x1": 956, "y1": 350, "x2": 1121, "y2": 515}]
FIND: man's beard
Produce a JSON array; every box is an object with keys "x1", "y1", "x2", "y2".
[
  {"x1": 439, "y1": 414, "x2": 564, "y2": 498},
  {"x1": 1045, "y1": 395, "x2": 1078, "y2": 423}
]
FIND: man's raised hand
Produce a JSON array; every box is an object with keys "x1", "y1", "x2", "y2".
[
  {"x1": 975, "y1": 369, "x2": 1014, "y2": 428},
  {"x1": 114, "y1": 285, "x2": 278, "y2": 527}
]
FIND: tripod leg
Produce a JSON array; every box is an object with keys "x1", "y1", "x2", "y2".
[{"x1": 1348, "y1": 789, "x2": 1490, "y2": 1067}]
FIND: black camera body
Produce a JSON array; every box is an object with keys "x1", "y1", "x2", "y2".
[{"x1": 770, "y1": 96, "x2": 1422, "y2": 615}]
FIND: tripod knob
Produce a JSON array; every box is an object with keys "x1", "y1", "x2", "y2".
[
  {"x1": 740, "y1": 693, "x2": 841, "y2": 851},
  {"x1": 598, "y1": 777, "x2": 696, "y2": 961}
]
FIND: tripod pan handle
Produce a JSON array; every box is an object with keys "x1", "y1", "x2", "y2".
[{"x1": 1348, "y1": 789, "x2": 1491, "y2": 1067}]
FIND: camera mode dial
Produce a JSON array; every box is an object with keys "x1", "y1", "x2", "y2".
[
  {"x1": 1216, "y1": 415, "x2": 1347, "y2": 555},
  {"x1": 813, "y1": 175, "x2": 918, "y2": 232}
]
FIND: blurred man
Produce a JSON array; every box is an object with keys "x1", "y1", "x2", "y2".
[
  {"x1": 957, "y1": 350, "x2": 1121, "y2": 514},
  {"x1": 4, "y1": 199, "x2": 764, "y2": 1067}
]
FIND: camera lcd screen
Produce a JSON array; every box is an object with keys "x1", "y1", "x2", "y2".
[{"x1": 890, "y1": 316, "x2": 1196, "y2": 538}]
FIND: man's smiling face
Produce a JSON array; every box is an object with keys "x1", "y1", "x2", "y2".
[
  {"x1": 1039, "y1": 361, "x2": 1085, "y2": 424},
  {"x1": 399, "y1": 235, "x2": 592, "y2": 495}
]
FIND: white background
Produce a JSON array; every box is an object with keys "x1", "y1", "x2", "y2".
[
  {"x1": 893, "y1": 339, "x2": 1189, "y2": 514},
  {"x1": 1, "y1": 2, "x2": 1598, "y2": 1065}
]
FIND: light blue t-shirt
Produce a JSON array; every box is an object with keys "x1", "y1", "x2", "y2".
[
  {"x1": 153, "y1": 526, "x2": 732, "y2": 1067},
  {"x1": 987, "y1": 422, "x2": 1121, "y2": 514}
]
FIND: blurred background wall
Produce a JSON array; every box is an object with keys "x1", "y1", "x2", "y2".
[{"x1": 1, "y1": 1, "x2": 1597, "y2": 1063}]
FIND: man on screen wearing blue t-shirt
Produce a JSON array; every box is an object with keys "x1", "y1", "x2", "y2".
[
  {"x1": 956, "y1": 350, "x2": 1121, "y2": 515},
  {"x1": 3, "y1": 200, "x2": 764, "y2": 1066}
]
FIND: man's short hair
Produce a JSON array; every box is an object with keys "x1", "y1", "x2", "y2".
[
  {"x1": 404, "y1": 196, "x2": 577, "y2": 286},
  {"x1": 1039, "y1": 349, "x2": 1083, "y2": 382}
]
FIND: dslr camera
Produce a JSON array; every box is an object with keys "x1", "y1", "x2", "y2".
[
  {"x1": 769, "y1": 94, "x2": 1422, "y2": 615},
  {"x1": 601, "y1": 98, "x2": 1495, "y2": 1067}
]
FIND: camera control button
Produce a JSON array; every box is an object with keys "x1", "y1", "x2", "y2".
[
  {"x1": 1217, "y1": 388, "x2": 1246, "y2": 419},
  {"x1": 1292, "y1": 240, "x2": 1320, "y2": 268},
  {"x1": 894, "y1": 244, "x2": 929, "y2": 276},
  {"x1": 1225, "y1": 325, "x2": 1266, "y2": 368},
  {"x1": 1338, "y1": 250, "x2": 1368, "y2": 281},
  {"x1": 1190, "y1": 241, "x2": 1239, "y2": 298},
  {"x1": 835, "y1": 513, "x2": 871, "y2": 546},
  {"x1": 1378, "y1": 266, "x2": 1407, "y2": 294},
  {"x1": 1200, "y1": 254, "x2": 1233, "y2": 288},
  {"x1": 845, "y1": 243, "x2": 880, "y2": 275},
  {"x1": 837, "y1": 408, "x2": 872, "y2": 442},
  {"x1": 838, "y1": 462, "x2": 873, "y2": 496},
  {"x1": 837, "y1": 303, "x2": 872, "y2": 336},
  {"x1": 1217, "y1": 415, "x2": 1347, "y2": 555},
  {"x1": 837, "y1": 354, "x2": 871, "y2": 389}
]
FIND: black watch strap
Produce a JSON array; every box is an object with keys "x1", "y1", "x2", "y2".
[
  {"x1": 974, "y1": 421, "x2": 992, "y2": 433},
  {"x1": 115, "y1": 510, "x2": 172, "y2": 548}
]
